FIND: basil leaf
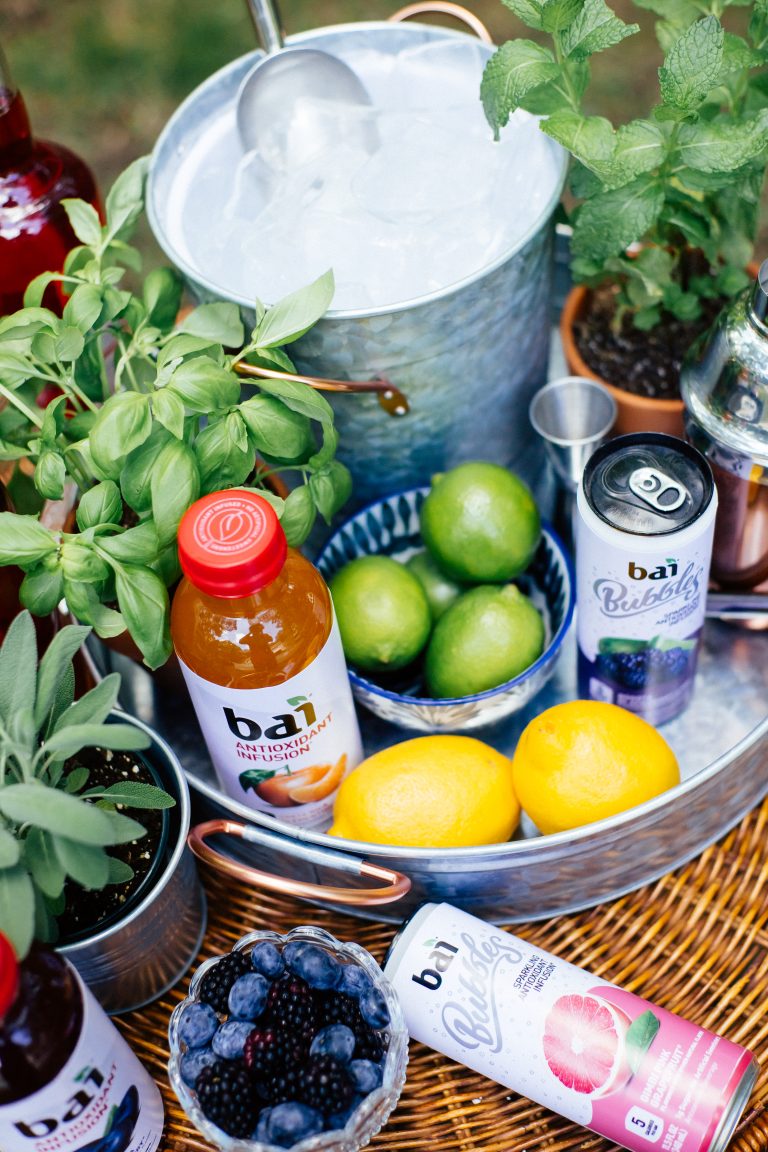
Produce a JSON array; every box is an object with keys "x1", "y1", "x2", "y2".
[
  {"x1": 113, "y1": 563, "x2": 171, "y2": 669},
  {"x1": 0, "y1": 513, "x2": 57, "y2": 566},
  {"x1": 152, "y1": 388, "x2": 186, "y2": 439},
  {"x1": 279, "y1": 485, "x2": 316, "y2": 546},
  {"x1": 103, "y1": 154, "x2": 148, "y2": 243},
  {"x1": 150, "y1": 440, "x2": 200, "y2": 547},
  {"x1": 89, "y1": 392, "x2": 153, "y2": 479},
  {"x1": 119, "y1": 426, "x2": 173, "y2": 515},
  {"x1": 178, "y1": 302, "x2": 245, "y2": 347},
  {"x1": 195, "y1": 418, "x2": 254, "y2": 493},
  {"x1": 252, "y1": 269, "x2": 335, "y2": 348},
  {"x1": 167, "y1": 357, "x2": 240, "y2": 412},
  {"x1": 61, "y1": 199, "x2": 102, "y2": 248},
  {"x1": 76, "y1": 480, "x2": 123, "y2": 530},
  {"x1": 239, "y1": 395, "x2": 315, "y2": 461},
  {"x1": 95, "y1": 521, "x2": 160, "y2": 566},
  {"x1": 142, "y1": 266, "x2": 183, "y2": 329},
  {"x1": 34, "y1": 450, "x2": 66, "y2": 501},
  {"x1": 309, "y1": 460, "x2": 353, "y2": 525},
  {"x1": 62, "y1": 283, "x2": 104, "y2": 333}
]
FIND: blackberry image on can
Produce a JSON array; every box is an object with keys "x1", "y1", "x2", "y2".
[{"x1": 576, "y1": 434, "x2": 717, "y2": 725}]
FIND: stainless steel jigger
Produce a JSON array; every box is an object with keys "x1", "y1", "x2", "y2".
[{"x1": 529, "y1": 375, "x2": 617, "y2": 546}]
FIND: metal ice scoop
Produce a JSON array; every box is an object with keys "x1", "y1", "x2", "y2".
[{"x1": 237, "y1": 0, "x2": 375, "y2": 170}]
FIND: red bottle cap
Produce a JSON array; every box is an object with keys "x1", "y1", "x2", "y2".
[
  {"x1": 0, "y1": 932, "x2": 19, "y2": 1019},
  {"x1": 177, "y1": 490, "x2": 288, "y2": 597}
]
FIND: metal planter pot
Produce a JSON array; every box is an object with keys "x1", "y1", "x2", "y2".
[
  {"x1": 59, "y1": 711, "x2": 207, "y2": 1015},
  {"x1": 146, "y1": 20, "x2": 567, "y2": 506}
]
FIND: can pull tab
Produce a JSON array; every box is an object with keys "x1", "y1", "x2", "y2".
[{"x1": 628, "y1": 466, "x2": 687, "y2": 512}]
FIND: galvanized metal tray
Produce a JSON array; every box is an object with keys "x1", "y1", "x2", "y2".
[{"x1": 95, "y1": 610, "x2": 768, "y2": 925}]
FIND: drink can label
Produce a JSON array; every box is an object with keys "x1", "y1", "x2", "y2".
[
  {"x1": 576, "y1": 434, "x2": 717, "y2": 724},
  {"x1": 0, "y1": 970, "x2": 163, "y2": 1152},
  {"x1": 178, "y1": 615, "x2": 363, "y2": 828},
  {"x1": 385, "y1": 903, "x2": 757, "y2": 1152}
]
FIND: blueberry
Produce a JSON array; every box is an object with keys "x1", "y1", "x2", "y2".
[
  {"x1": 179, "y1": 1047, "x2": 218, "y2": 1087},
  {"x1": 288, "y1": 943, "x2": 342, "y2": 990},
  {"x1": 251, "y1": 941, "x2": 285, "y2": 980},
  {"x1": 310, "y1": 1024, "x2": 356, "y2": 1063},
  {"x1": 348, "y1": 1059, "x2": 383, "y2": 1094},
  {"x1": 253, "y1": 1108, "x2": 272, "y2": 1143},
  {"x1": 228, "y1": 973, "x2": 270, "y2": 1021},
  {"x1": 178, "y1": 1002, "x2": 219, "y2": 1050},
  {"x1": 339, "y1": 964, "x2": 372, "y2": 999},
  {"x1": 267, "y1": 1102, "x2": 324, "y2": 1147},
  {"x1": 327, "y1": 1094, "x2": 365, "y2": 1132},
  {"x1": 359, "y1": 985, "x2": 389, "y2": 1029},
  {"x1": 211, "y1": 1020, "x2": 255, "y2": 1060}
]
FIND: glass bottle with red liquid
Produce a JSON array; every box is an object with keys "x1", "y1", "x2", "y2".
[
  {"x1": 171, "y1": 489, "x2": 363, "y2": 829},
  {"x1": 0, "y1": 932, "x2": 163, "y2": 1151},
  {"x1": 0, "y1": 41, "x2": 101, "y2": 316}
]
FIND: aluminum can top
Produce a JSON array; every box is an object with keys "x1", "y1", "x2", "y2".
[{"x1": 582, "y1": 433, "x2": 714, "y2": 537}]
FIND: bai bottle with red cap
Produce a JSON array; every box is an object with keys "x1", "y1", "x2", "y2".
[
  {"x1": 0, "y1": 933, "x2": 163, "y2": 1152},
  {"x1": 171, "y1": 489, "x2": 363, "y2": 829}
]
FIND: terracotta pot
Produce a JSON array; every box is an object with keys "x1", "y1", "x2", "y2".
[{"x1": 559, "y1": 283, "x2": 685, "y2": 438}]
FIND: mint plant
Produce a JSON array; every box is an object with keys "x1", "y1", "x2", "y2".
[
  {"x1": 0, "y1": 611, "x2": 174, "y2": 957},
  {"x1": 481, "y1": 0, "x2": 768, "y2": 330},
  {"x1": 0, "y1": 158, "x2": 351, "y2": 666}
]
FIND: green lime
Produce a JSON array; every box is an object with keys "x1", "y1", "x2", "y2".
[
  {"x1": 420, "y1": 461, "x2": 541, "y2": 583},
  {"x1": 329, "y1": 555, "x2": 431, "y2": 673},
  {"x1": 406, "y1": 550, "x2": 465, "y2": 621},
  {"x1": 425, "y1": 583, "x2": 545, "y2": 698}
]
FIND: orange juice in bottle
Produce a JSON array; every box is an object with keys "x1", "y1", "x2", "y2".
[{"x1": 171, "y1": 490, "x2": 363, "y2": 829}]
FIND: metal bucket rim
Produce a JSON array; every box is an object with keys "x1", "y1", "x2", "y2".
[
  {"x1": 186, "y1": 706, "x2": 768, "y2": 862},
  {"x1": 146, "y1": 20, "x2": 568, "y2": 320},
  {"x1": 60, "y1": 710, "x2": 192, "y2": 955}
]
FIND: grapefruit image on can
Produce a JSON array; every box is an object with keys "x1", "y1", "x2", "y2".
[{"x1": 542, "y1": 993, "x2": 641, "y2": 1097}]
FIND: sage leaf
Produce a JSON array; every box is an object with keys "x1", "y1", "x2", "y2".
[
  {"x1": 62, "y1": 199, "x2": 102, "y2": 248},
  {"x1": 561, "y1": 0, "x2": 639, "y2": 59},
  {"x1": 626, "y1": 1010, "x2": 661, "y2": 1075},
  {"x1": 659, "y1": 16, "x2": 724, "y2": 111},
  {"x1": 481, "y1": 41, "x2": 559, "y2": 138},
  {"x1": 253, "y1": 269, "x2": 334, "y2": 348},
  {"x1": 23, "y1": 828, "x2": 65, "y2": 899},
  {"x1": 113, "y1": 563, "x2": 171, "y2": 669},
  {"x1": 45, "y1": 721, "x2": 149, "y2": 759},
  {"x1": 0, "y1": 828, "x2": 20, "y2": 868},
  {"x1": 77, "y1": 481, "x2": 124, "y2": 532},
  {"x1": 86, "y1": 780, "x2": 175, "y2": 808},
  {"x1": 0, "y1": 611, "x2": 38, "y2": 728},
  {"x1": 0, "y1": 512, "x2": 57, "y2": 566},
  {"x1": 53, "y1": 673, "x2": 122, "y2": 733},
  {"x1": 107, "y1": 856, "x2": 135, "y2": 884},
  {"x1": 34, "y1": 621, "x2": 92, "y2": 730},
  {"x1": 99, "y1": 810, "x2": 148, "y2": 844},
  {"x1": 0, "y1": 866, "x2": 35, "y2": 958},
  {"x1": 90, "y1": 392, "x2": 153, "y2": 479},
  {"x1": 0, "y1": 784, "x2": 116, "y2": 845},
  {"x1": 676, "y1": 113, "x2": 768, "y2": 173},
  {"x1": 64, "y1": 766, "x2": 90, "y2": 793},
  {"x1": 53, "y1": 836, "x2": 110, "y2": 890},
  {"x1": 178, "y1": 302, "x2": 245, "y2": 347}
]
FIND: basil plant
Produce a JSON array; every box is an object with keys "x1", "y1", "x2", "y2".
[{"x1": 0, "y1": 158, "x2": 351, "y2": 667}]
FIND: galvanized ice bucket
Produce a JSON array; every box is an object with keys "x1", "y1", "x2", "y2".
[{"x1": 146, "y1": 12, "x2": 567, "y2": 506}]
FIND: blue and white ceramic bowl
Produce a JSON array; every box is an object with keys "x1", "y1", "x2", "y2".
[{"x1": 316, "y1": 488, "x2": 574, "y2": 732}]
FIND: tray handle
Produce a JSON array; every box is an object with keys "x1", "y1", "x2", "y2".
[
  {"x1": 389, "y1": 2, "x2": 493, "y2": 43},
  {"x1": 188, "y1": 819, "x2": 412, "y2": 907}
]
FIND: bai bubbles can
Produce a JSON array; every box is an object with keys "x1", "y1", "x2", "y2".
[
  {"x1": 384, "y1": 902, "x2": 758, "y2": 1152},
  {"x1": 576, "y1": 433, "x2": 717, "y2": 724}
]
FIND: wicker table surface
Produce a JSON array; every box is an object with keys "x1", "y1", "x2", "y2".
[{"x1": 117, "y1": 793, "x2": 768, "y2": 1152}]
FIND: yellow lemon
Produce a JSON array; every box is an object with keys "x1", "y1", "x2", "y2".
[
  {"x1": 512, "y1": 700, "x2": 680, "y2": 835},
  {"x1": 328, "y1": 735, "x2": 520, "y2": 848}
]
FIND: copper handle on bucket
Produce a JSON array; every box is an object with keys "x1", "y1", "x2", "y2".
[
  {"x1": 188, "y1": 819, "x2": 412, "y2": 907},
  {"x1": 233, "y1": 360, "x2": 409, "y2": 417},
  {"x1": 390, "y1": 2, "x2": 493, "y2": 43}
]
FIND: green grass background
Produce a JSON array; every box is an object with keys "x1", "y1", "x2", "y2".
[{"x1": 4, "y1": 0, "x2": 764, "y2": 266}]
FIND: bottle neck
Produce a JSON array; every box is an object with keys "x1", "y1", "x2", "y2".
[{"x1": 0, "y1": 42, "x2": 33, "y2": 168}]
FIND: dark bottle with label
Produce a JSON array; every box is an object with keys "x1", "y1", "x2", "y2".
[
  {"x1": 0, "y1": 41, "x2": 101, "y2": 315},
  {"x1": 0, "y1": 932, "x2": 164, "y2": 1150}
]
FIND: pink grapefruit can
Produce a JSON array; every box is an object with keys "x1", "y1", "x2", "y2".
[{"x1": 384, "y1": 903, "x2": 757, "y2": 1152}]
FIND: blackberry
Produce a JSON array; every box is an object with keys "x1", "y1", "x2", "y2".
[
  {"x1": 199, "y1": 952, "x2": 250, "y2": 1013},
  {"x1": 613, "y1": 650, "x2": 650, "y2": 690},
  {"x1": 648, "y1": 646, "x2": 689, "y2": 680},
  {"x1": 315, "y1": 991, "x2": 384, "y2": 1062},
  {"x1": 261, "y1": 1063, "x2": 303, "y2": 1107},
  {"x1": 196, "y1": 1059, "x2": 259, "y2": 1138},
  {"x1": 244, "y1": 1023, "x2": 312, "y2": 1082},
  {"x1": 264, "y1": 972, "x2": 317, "y2": 1033},
  {"x1": 300, "y1": 1055, "x2": 356, "y2": 1116}
]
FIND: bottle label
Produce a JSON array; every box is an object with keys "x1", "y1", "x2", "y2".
[
  {"x1": 385, "y1": 904, "x2": 756, "y2": 1152},
  {"x1": 178, "y1": 617, "x2": 363, "y2": 828},
  {"x1": 0, "y1": 972, "x2": 163, "y2": 1152}
]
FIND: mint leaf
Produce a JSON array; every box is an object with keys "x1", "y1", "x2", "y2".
[
  {"x1": 500, "y1": 0, "x2": 545, "y2": 29},
  {"x1": 571, "y1": 175, "x2": 664, "y2": 261},
  {"x1": 676, "y1": 113, "x2": 768, "y2": 173},
  {"x1": 561, "y1": 0, "x2": 639, "y2": 60},
  {"x1": 625, "y1": 1010, "x2": 661, "y2": 1075},
  {"x1": 659, "y1": 17, "x2": 724, "y2": 111},
  {"x1": 717, "y1": 32, "x2": 766, "y2": 81},
  {"x1": 541, "y1": 0, "x2": 584, "y2": 33},
  {"x1": 481, "y1": 41, "x2": 559, "y2": 137},
  {"x1": 542, "y1": 112, "x2": 615, "y2": 169}
]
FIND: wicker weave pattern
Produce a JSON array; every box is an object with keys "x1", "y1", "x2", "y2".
[{"x1": 117, "y1": 797, "x2": 768, "y2": 1151}]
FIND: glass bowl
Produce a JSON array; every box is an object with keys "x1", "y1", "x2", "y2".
[
  {"x1": 168, "y1": 926, "x2": 408, "y2": 1152},
  {"x1": 316, "y1": 488, "x2": 574, "y2": 731}
]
